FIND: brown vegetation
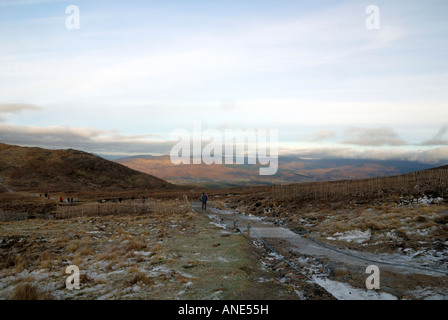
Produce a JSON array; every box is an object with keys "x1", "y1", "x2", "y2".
[
  {"x1": 10, "y1": 283, "x2": 53, "y2": 300},
  {"x1": 116, "y1": 154, "x2": 434, "y2": 187},
  {"x1": 269, "y1": 168, "x2": 448, "y2": 203},
  {"x1": 0, "y1": 142, "x2": 173, "y2": 192}
]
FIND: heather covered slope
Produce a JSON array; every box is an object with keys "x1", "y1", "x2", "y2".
[
  {"x1": 0, "y1": 143, "x2": 172, "y2": 192},
  {"x1": 116, "y1": 154, "x2": 437, "y2": 188}
]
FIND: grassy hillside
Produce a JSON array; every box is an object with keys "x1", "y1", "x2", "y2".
[{"x1": 0, "y1": 143, "x2": 172, "y2": 192}]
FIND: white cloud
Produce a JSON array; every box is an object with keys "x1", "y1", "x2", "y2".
[
  {"x1": 312, "y1": 130, "x2": 337, "y2": 142},
  {"x1": 421, "y1": 125, "x2": 448, "y2": 146},
  {"x1": 0, "y1": 103, "x2": 41, "y2": 121},
  {"x1": 0, "y1": 103, "x2": 41, "y2": 113},
  {"x1": 0, "y1": 0, "x2": 447, "y2": 162},
  {"x1": 281, "y1": 144, "x2": 448, "y2": 165},
  {"x1": 343, "y1": 126, "x2": 407, "y2": 146},
  {"x1": 1, "y1": 121, "x2": 447, "y2": 165},
  {"x1": 0, "y1": 123, "x2": 172, "y2": 155}
]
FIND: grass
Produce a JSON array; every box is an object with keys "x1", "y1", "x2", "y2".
[
  {"x1": 1, "y1": 184, "x2": 446, "y2": 300},
  {"x1": 0, "y1": 202, "x2": 200, "y2": 299},
  {"x1": 0, "y1": 210, "x2": 28, "y2": 222},
  {"x1": 55, "y1": 198, "x2": 191, "y2": 219},
  {"x1": 10, "y1": 283, "x2": 53, "y2": 300},
  {"x1": 277, "y1": 201, "x2": 448, "y2": 256},
  {"x1": 14, "y1": 255, "x2": 26, "y2": 273},
  {"x1": 39, "y1": 250, "x2": 53, "y2": 269},
  {"x1": 129, "y1": 272, "x2": 153, "y2": 286},
  {"x1": 125, "y1": 240, "x2": 147, "y2": 252}
]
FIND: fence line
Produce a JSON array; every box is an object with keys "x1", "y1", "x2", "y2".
[
  {"x1": 55, "y1": 197, "x2": 191, "y2": 218},
  {"x1": 271, "y1": 169, "x2": 448, "y2": 203}
]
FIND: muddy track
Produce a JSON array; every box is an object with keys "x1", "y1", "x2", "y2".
[{"x1": 196, "y1": 202, "x2": 448, "y2": 300}]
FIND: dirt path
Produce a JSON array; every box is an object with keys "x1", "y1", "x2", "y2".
[{"x1": 197, "y1": 202, "x2": 448, "y2": 300}]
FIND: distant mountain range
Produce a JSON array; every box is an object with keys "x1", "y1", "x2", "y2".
[
  {"x1": 0, "y1": 142, "x2": 442, "y2": 192},
  {"x1": 115, "y1": 154, "x2": 441, "y2": 188}
]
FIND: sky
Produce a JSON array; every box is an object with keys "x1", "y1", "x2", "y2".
[{"x1": 0, "y1": 0, "x2": 448, "y2": 164}]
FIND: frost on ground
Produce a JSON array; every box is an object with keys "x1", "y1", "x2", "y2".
[
  {"x1": 0, "y1": 209, "x2": 299, "y2": 300},
  {"x1": 326, "y1": 229, "x2": 372, "y2": 244},
  {"x1": 282, "y1": 200, "x2": 448, "y2": 272},
  {"x1": 312, "y1": 277, "x2": 397, "y2": 300},
  {"x1": 206, "y1": 198, "x2": 448, "y2": 300}
]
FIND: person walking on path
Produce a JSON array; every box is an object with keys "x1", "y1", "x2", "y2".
[{"x1": 201, "y1": 192, "x2": 208, "y2": 210}]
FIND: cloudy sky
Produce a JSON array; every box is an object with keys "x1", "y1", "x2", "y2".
[{"x1": 1, "y1": 0, "x2": 447, "y2": 163}]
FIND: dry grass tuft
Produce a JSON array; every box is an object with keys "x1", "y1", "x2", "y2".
[
  {"x1": 66, "y1": 242, "x2": 79, "y2": 252},
  {"x1": 128, "y1": 265, "x2": 153, "y2": 286},
  {"x1": 435, "y1": 214, "x2": 448, "y2": 224},
  {"x1": 10, "y1": 283, "x2": 52, "y2": 300},
  {"x1": 129, "y1": 272, "x2": 153, "y2": 286},
  {"x1": 76, "y1": 246, "x2": 94, "y2": 257},
  {"x1": 40, "y1": 250, "x2": 52, "y2": 261},
  {"x1": 125, "y1": 240, "x2": 146, "y2": 252},
  {"x1": 39, "y1": 250, "x2": 53, "y2": 269},
  {"x1": 14, "y1": 255, "x2": 26, "y2": 273},
  {"x1": 395, "y1": 228, "x2": 409, "y2": 240}
]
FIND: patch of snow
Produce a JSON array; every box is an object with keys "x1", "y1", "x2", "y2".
[
  {"x1": 410, "y1": 287, "x2": 448, "y2": 300},
  {"x1": 312, "y1": 277, "x2": 397, "y2": 300},
  {"x1": 215, "y1": 256, "x2": 230, "y2": 263},
  {"x1": 133, "y1": 251, "x2": 152, "y2": 256},
  {"x1": 265, "y1": 252, "x2": 281, "y2": 261},
  {"x1": 330, "y1": 229, "x2": 371, "y2": 243},
  {"x1": 211, "y1": 208, "x2": 234, "y2": 215},
  {"x1": 294, "y1": 289, "x2": 306, "y2": 300},
  {"x1": 209, "y1": 221, "x2": 227, "y2": 229}
]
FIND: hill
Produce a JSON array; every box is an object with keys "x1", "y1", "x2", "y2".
[
  {"x1": 115, "y1": 155, "x2": 437, "y2": 188},
  {"x1": 0, "y1": 143, "x2": 173, "y2": 192}
]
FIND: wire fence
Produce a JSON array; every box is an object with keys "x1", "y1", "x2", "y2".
[
  {"x1": 55, "y1": 197, "x2": 191, "y2": 218},
  {"x1": 271, "y1": 169, "x2": 448, "y2": 203}
]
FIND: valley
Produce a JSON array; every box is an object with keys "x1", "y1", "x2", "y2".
[{"x1": 0, "y1": 143, "x2": 447, "y2": 300}]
